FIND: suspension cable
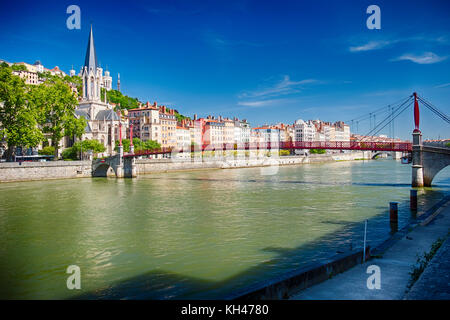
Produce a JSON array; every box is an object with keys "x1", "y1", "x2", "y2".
[
  {"x1": 368, "y1": 100, "x2": 414, "y2": 138},
  {"x1": 417, "y1": 96, "x2": 450, "y2": 125},
  {"x1": 360, "y1": 95, "x2": 413, "y2": 140},
  {"x1": 346, "y1": 96, "x2": 411, "y2": 123}
]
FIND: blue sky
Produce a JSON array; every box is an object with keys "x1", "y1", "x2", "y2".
[{"x1": 1, "y1": 0, "x2": 449, "y2": 139}]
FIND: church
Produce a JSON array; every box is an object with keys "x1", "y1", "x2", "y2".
[{"x1": 74, "y1": 26, "x2": 126, "y2": 156}]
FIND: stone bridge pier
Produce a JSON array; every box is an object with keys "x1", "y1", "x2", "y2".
[
  {"x1": 412, "y1": 131, "x2": 450, "y2": 187},
  {"x1": 91, "y1": 147, "x2": 137, "y2": 178}
]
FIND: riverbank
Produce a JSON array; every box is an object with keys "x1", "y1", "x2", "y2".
[
  {"x1": 289, "y1": 197, "x2": 450, "y2": 300},
  {"x1": 135, "y1": 151, "x2": 372, "y2": 174},
  {"x1": 0, "y1": 151, "x2": 373, "y2": 182},
  {"x1": 0, "y1": 160, "x2": 92, "y2": 182}
]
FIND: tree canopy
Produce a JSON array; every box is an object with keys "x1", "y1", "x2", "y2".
[
  {"x1": 0, "y1": 64, "x2": 43, "y2": 160},
  {"x1": 114, "y1": 138, "x2": 161, "y2": 153},
  {"x1": 0, "y1": 63, "x2": 86, "y2": 160},
  {"x1": 104, "y1": 89, "x2": 141, "y2": 110},
  {"x1": 62, "y1": 139, "x2": 106, "y2": 160},
  {"x1": 29, "y1": 76, "x2": 86, "y2": 157}
]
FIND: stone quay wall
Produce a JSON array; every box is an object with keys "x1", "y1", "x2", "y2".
[
  {"x1": 136, "y1": 151, "x2": 372, "y2": 175},
  {"x1": 0, "y1": 161, "x2": 92, "y2": 182},
  {"x1": 0, "y1": 151, "x2": 372, "y2": 182}
]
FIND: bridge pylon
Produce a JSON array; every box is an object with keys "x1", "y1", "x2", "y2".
[
  {"x1": 412, "y1": 92, "x2": 424, "y2": 187},
  {"x1": 412, "y1": 131, "x2": 424, "y2": 187}
]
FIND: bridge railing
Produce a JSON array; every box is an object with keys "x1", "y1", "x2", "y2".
[{"x1": 123, "y1": 140, "x2": 412, "y2": 157}]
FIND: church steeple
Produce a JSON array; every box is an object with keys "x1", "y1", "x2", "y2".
[
  {"x1": 81, "y1": 25, "x2": 101, "y2": 102},
  {"x1": 84, "y1": 25, "x2": 98, "y2": 72}
]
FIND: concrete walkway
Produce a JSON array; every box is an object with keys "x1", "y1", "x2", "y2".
[
  {"x1": 405, "y1": 234, "x2": 450, "y2": 299},
  {"x1": 291, "y1": 200, "x2": 450, "y2": 300}
]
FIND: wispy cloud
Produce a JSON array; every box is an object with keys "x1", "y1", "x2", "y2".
[
  {"x1": 349, "y1": 40, "x2": 393, "y2": 52},
  {"x1": 435, "y1": 82, "x2": 450, "y2": 88},
  {"x1": 239, "y1": 75, "x2": 319, "y2": 100},
  {"x1": 348, "y1": 34, "x2": 449, "y2": 53},
  {"x1": 391, "y1": 52, "x2": 448, "y2": 64},
  {"x1": 237, "y1": 99, "x2": 286, "y2": 107},
  {"x1": 237, "y1": 75, "x2": 321, "y2": 108},
  {"x1": 203, "y1": 30, "x2": 265, "y2": 49}
]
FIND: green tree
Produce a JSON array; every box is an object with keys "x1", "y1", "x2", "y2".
[
  {"x1": 0, "y1": 64, "x2": 43, "y2": 161},
  {"x1": 62, "y1": 139, "x2": 106, "y2": 160},
  {"x1": 11, "y1": 64, "x2": 27, "y2": 72},
  {"x1": 29, "y1": 77, "x2": 85, "y2": 158},
  {"x1": 79, "y1": 139, "x2": 106, "y2": 154},
  {"x1": 310, "y1": 149, "x2": 326, "y2": 154},
  {"x1": 114, "y1": 138, "x2": 160, "y2": 153},
  {"x1": 38, "y1": 145, "x2": 55, "y2": 156},
  {"x1": 114, "y1": 138, "x2": 132, "y2": 153},
  {"x1": 142, "y1": 139, "x2": 161, "y2": 151},
  {"x1": 106, "y1": 89, "x2": 141, "y2": 109}
]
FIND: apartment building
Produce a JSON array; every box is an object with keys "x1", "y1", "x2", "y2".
[
  {"x1": 234, "y1": 118, "x2": 251, "y2": 144},
  {"x1": 176, "y1": 121, "x2": 191, "y2": 149},
  {"x1": 294, "y1": 119, "x2": 317, "y2": 142},
  {"x1": 253, "y1": 126, "x2": 283, "y2": 146},
  {"x1": 128, "y1": 102, "x2": 161, "y2": 143},
  {"x1": 159, "y1": 106, "x2": 177, "y2": 149},
  {"x1": 203, "y1": 118, "x2": 225, "y2": 145}
]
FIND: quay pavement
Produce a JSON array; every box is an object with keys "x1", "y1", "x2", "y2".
[
  {"x1": 405, "y1": 233, "x2": 450, "y2": 299},
  {"x1": 291, "y1": 199, "x2": 450, "y2": 300}
]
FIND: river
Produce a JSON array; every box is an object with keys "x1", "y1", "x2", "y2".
[{"x1": 0, "y1": 159, "x2": 449, "y2": 299}]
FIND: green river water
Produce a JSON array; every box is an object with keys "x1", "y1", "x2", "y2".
[{"x1": 0, "y1": 159, "x2": 449, "y2": 299}]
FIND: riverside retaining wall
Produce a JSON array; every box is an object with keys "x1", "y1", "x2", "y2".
[
  {"x1": 228, "y1": 247, "x2": 370, "y2": 300},
  {"x1": 0, "y1": 161, "x2": 92, "y2": 182},
  {"x1": 0, "y1": 151, "x2": 372, "y2": 182},
  {"x1": 135, "y1": 151, "x2": 372, "y2": 175}
]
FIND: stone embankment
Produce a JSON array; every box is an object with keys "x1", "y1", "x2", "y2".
[
  {"x1": 0, "y1": 160, "x2": 92, "y2": 182},
  {"x1": 0, "y1": 151, "x2": 372, "y2": 182}
]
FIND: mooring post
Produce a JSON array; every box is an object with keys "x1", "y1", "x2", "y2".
[
  {"x1": 390, "y1": 202, "x2": 398, "y2": 233},
  {"x1": 410, "y1": 189, "x2": 418, "y2": 211},
  {"x1": 363, "y1": 219, "x2": 368, "y2": 263}
]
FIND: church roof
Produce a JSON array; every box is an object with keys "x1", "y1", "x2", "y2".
[
  {"x1": 84, "y1": 25, "x2": 98, "y2": 71},
  {"x1": 75, "y1": 109, "x2": 91, "y2": 120},
  {"x1": 95, "y1": 109, "x2": 120, "y2": 121}
]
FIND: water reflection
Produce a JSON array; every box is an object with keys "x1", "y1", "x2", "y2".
[{"x1": 0, "y1": 160, "x2": 448, "y2": 299}]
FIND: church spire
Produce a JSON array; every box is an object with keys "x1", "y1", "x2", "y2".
[{"x1": 84, "y1": 25, "x2": 98, "y2": 71}]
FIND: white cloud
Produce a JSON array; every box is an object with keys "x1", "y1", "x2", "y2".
[
  {"x1": 392, "y1": 52, "x2": 447, "y2": 64},
  {"x1": 237, "y1": 99, "x2": 284, "y2": 107},
  {"x1": 435, "y1": 83, "x2": 450, "y2": 88},
  {"x1": 239, "y1": 75, "x2": 318, "y2": 99},
  {"x1": 349, "y1": 40, "x2": 392, "y2": 52},
  {"x1": 237, "y1": 75, "x2": 320, "y2": 108},
  {"x1": 348, "y1": 34, "x2": 449, "y2": 53}
]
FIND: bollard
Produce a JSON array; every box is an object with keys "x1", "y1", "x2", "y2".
[
  {"x1": 390, "y1": 202, "x2": 398, "y2": 233},
  {"x1": 410, "y1": 189, "x2": 418, "y2": 211},
  {"x1": 390, "y1": 202, "x2": 398, "y2": 222}
]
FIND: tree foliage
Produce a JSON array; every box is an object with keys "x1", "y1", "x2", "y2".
[
  {"x1": 62, "y1": 139, "x2": 106, "y2": 160},
  {"x1": 11, "y1": 64, "x2": 27, "y2": 71},
  {"x1": 38, "y1": 145, "x2": 55, "y2": 155},
  {"x1": 29, "y1": 76, "x2": 86, "y2": 157},
  {"x1": 114, "y1": 138, "x2": 161, "y2": 153},
  {"x1": 105, "y1": 89, "x2": 141, "y2": 109},
  {"x1": 0, "y1": 64, "x2": 43, "y2": 160},
  {"x1": 0, "y1": 63, "x2": 86, "y2": 160}
]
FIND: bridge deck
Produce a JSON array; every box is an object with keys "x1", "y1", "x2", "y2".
[{"x1": 124, "y1": 141, "x2": 412, "y2": 158}]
